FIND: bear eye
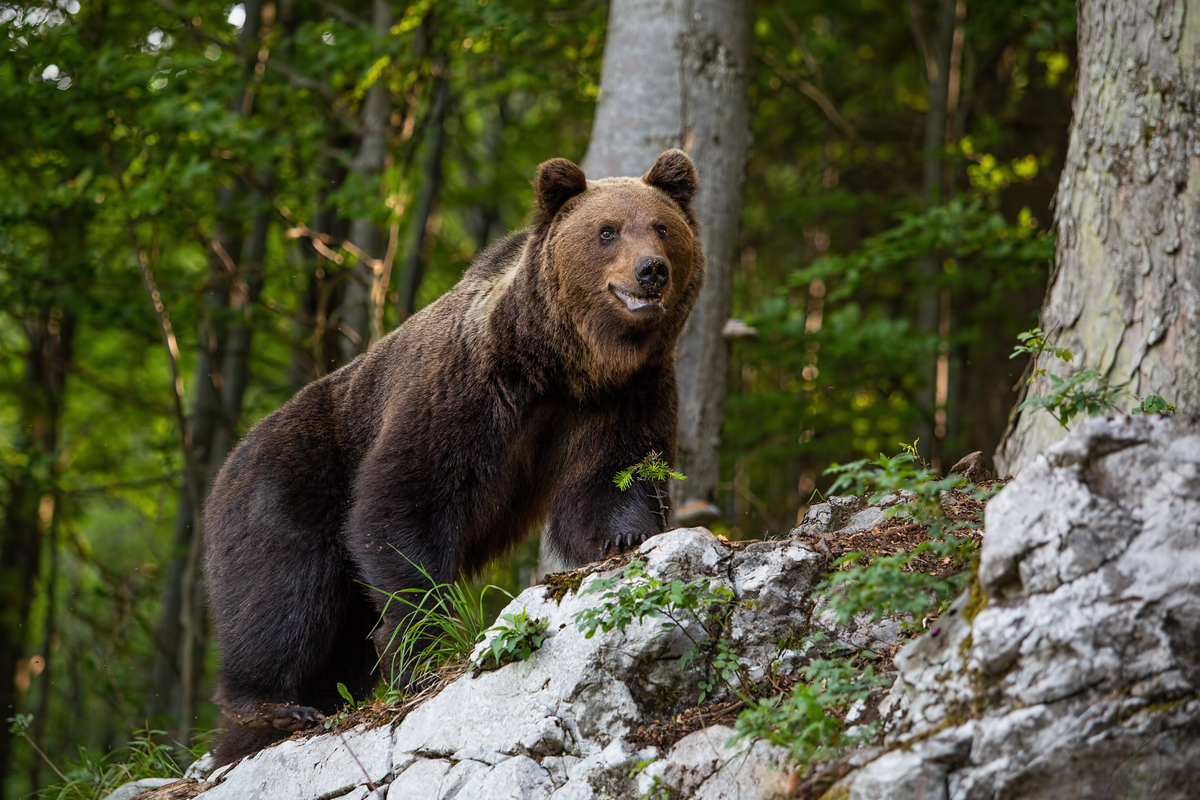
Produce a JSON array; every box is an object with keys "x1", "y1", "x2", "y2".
[
  {"x1": 599, "y1": 226, "x2": 618, "y2": 242},
  {"x1": 655, "y1": 224, "x2": 668, "y2": 239}
]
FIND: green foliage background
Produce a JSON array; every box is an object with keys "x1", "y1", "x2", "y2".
[{"x1": 0, "y1": 0, "x2": 1075, "y2": 794}]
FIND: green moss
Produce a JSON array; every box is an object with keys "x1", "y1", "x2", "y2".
[
  {"x1": 777, "y1": 625, "x2": 811, "y2": 651},
  {"x1": 957, "y1": 634, "x2": 973, "y2": 665},
  {"x1": 818, "y1": 786, "x2": 850, "y2": 800},
  {"x1": 960, "y1": 560, "x2": 988, "y2": 624},
  {"x1": 546, "y1": 571, "x2": 585, "y2": 604}
]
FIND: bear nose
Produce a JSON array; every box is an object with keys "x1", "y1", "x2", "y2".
[{"x1": 635, "y1": 257, "x2": 669, "y2": 292}]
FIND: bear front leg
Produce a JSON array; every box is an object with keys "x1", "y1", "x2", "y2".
[{"x1": 544, "y1": 426, "x2": 675, "y2": 569}]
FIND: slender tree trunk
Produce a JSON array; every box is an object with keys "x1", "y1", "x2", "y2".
[
  {"x1": 463, "y1": 99, "x2": 508, "y2": 252},
  {"x1": 396, "y1": 53, "x2": 450, "y2": 320},
  {"x1": 912, "y1": 0, "x2": 957, "y2": 467},
  {"x1": 579, "y1": 0, "x2": 752, "y2": 515},
  {"x1": 995, "y1": 0, "x2": 1200, "y2": 476},
  {"x1": 341, "y1": 0, "x2": 393, "y2": 359},
  {"x1": 0, "y1": 222, "x2": 78, "y2": 800},
  {"x1": 146, "y1": 0, "x2": 265, "y2": 740},
  {"x1": 29, "y1": 519, "x2": 58, "y2": 793}
]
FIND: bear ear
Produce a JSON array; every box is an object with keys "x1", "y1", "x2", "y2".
[
  {"x1": 534, "y1": 158, "x2": 588, "y2": 225},
  {"x1": 642, "y1": 149, "x2": 699, "y2": 209}
]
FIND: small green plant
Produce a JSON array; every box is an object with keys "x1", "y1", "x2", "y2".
[
  {"x1": 473, "y1": 608, "x2": 548, "y2": 672},
  {"x1": 614, "y1": 451, "x2": 686, "y2": 529},
  {"x1": 370, "y1": 553, "x2": 512, "y2": 697},
  {"x1": 817, "y1": 442, "x2": 987, "y2": 626},
  {"x1": 730, "y1": 655, "x2": 888, "y2": 769},
  {"x1": 320, "y1": 683, "x2": 364, "y2": 730},
  {"x1": 1132, "y1": 394, "x2": 1175, "y2": 414},
  {"x1": 573, "y1": 560, "x2": 742, "y2": 703}
]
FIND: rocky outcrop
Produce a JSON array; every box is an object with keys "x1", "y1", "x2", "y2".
[
  {"x1": 844, "y1": 414, "x2": 1200, "y2": 800},
  {"x1": 116, "y1": 413, "x2": 1199, "y2": 800},
  {"x1": 135, "y1": 527, "x2": 836, "y2": 800}
]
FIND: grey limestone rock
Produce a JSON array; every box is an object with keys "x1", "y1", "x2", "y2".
[
  {"x1": 100, "y1": 778, "x2": 178, "y2": 800},
  {"x1": 842, "y1": 414, "x2": 1200, "y2": 800},
  {"x1": 202, "y1": 722, "x2": 394, "y2": 800}
]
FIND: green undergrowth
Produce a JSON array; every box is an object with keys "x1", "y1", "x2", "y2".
[
  {"x1": 9, "y1": 716, "x2": 207, "y2": 800},
  {"x1": 817, "y1": 441, "x2": 998, "y2": 629},
  {"x1": 731, "y1": 653, "x2": 889, "y2": 766}
]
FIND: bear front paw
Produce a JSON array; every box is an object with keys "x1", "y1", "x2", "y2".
[
  {"x1": 602, "y1": 529, "x2": 653, "y2": 555},
  {"x1": 238, "y1": 702, "x2": 325, "y2": 732}
]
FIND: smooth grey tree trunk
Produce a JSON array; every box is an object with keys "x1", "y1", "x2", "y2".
[
  {"x1": 995, "y1": 0, "x2": 1200, "y2": 476},
  {"x1": 341, "y1": 0, "x2": 392, "y2": 361},
  {"x1": 580, "y1": 0, "x2": 752, "y2": 514},
  {"x1": 396, "y1": 54, "x2": 450, "y2": 320}
]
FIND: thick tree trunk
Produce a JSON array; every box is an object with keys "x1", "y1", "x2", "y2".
[
  {"x1": 995, "y1": 0, "x2": 1200, "y2": 476},
  {"x1": 580, "y1": 0, "x2": 752, "y2": 515}
]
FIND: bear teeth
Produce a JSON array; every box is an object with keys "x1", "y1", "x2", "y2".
[{"x1": 613, "y1": 288, "x2": 664, "y2": 312}]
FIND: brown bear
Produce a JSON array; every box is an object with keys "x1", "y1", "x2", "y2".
[{"x1": 202, "y1": 150, "x2": 704, "y2": 765}]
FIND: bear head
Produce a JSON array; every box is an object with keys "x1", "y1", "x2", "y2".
[{"x1": 531, "y1": 150, "x2": 704, "y2": 383}]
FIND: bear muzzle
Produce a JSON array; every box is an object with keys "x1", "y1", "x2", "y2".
[{"x1": 609, "y1": 256, "x2": 670, "y2": 315}]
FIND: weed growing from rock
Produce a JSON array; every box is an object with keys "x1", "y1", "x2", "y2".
[
  {"x1": 371, "y1": 556, "x2": 512, "y2": 695},
  {"x1": 472, "y1": 608, "x2": 548, "y2": 674}
]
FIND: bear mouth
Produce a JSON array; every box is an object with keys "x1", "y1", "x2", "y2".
[{"x1": 611, "y1": 286, "x2": 665, "y2": 313}]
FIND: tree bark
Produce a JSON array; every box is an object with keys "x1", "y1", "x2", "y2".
[
  {"x1": 912, "y1": 0, "x2": 957, "y2": 467},
  {"x1": 341, "y1": 0, "x2": 393, "y2": 360},
  {"x1": 995, "y1": 0, "x2": 1200, "y2": 476},
  {"x1": 579, "y1": 0, "x2": 752, "y2": 513},
  {"x1": 396, "y1": 53, "x2": 450, "y2": 320}
]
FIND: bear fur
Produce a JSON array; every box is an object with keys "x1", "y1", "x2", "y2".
[{"x1": 203, "y1": 150, "x2": 704, "y2": 765}]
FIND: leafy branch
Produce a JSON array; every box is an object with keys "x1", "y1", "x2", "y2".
[{"x1": 614, "y1": 452, "x2": 685, "y2": 530}]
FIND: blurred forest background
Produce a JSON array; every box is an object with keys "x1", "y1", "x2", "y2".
[{"x1": 1, "y1": 0, "x2": 1077, "y2": 795}]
